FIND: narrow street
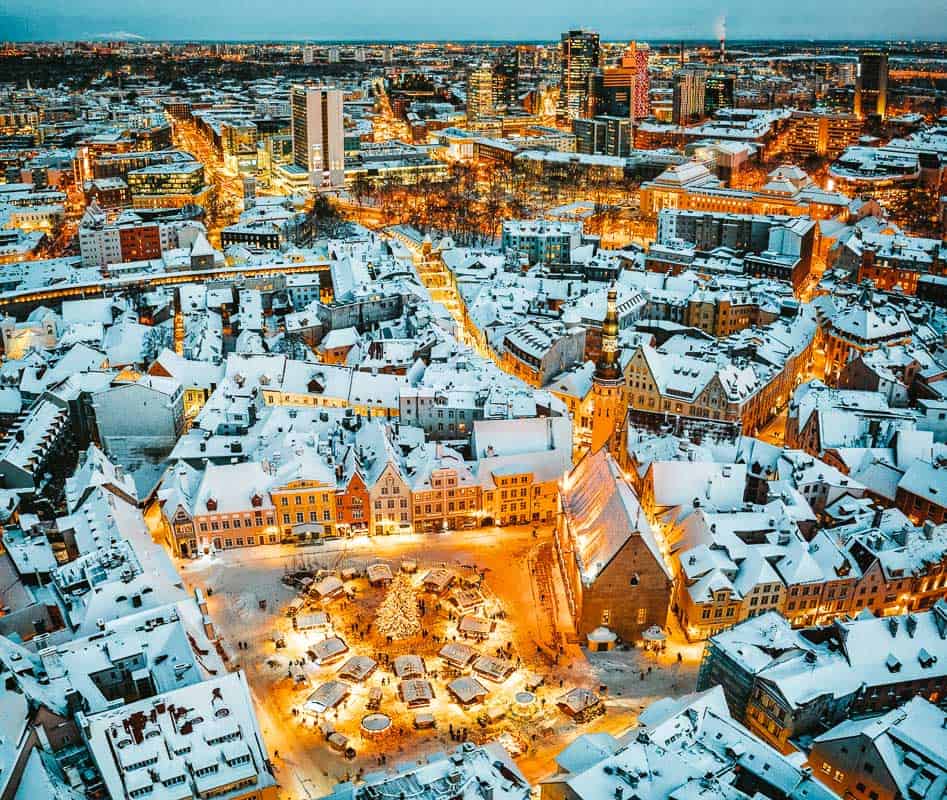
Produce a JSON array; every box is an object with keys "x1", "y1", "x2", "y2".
[{"x1": 171, "y1": 119, "x2": 245, "y2": 246}]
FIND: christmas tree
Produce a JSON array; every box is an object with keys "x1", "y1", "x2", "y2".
[{"x1": 376, "y1": 573, "x2": 421, "y2": 640}]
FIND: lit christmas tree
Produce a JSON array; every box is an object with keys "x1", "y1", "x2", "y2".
[{"x1": 375, "y1": 573, "x2": 421, "y2": 640}]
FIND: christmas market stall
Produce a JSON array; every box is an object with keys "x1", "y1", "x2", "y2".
[
  {"x1": 337, "y1": 655, "x2": 377, "y2": 683},
  {"x1": 392, "y1": 654, "x2": 426, "y2": 680},
  {"x1": 556, "y1": 687, "x2": 605, "y2": 722},
  {"x1": 399, "y1": 678, "x2": 435, "y2": 709},
  {"x1": 472, "y1": 654, "x2": 515, "y2": 683},
  {"x1": 421, "y1": 567, "x2": 455, "y2": 594},
  {"x1": 293, "y1": 611, "x2": 331, "y2": 633},
  {"x1": 448, "y1": 587, "x2": 485, "y2": 614},
  {"x1": 446, "y1": 676, "x2": 489, "y2": 707},
  {"x1": 458, "y1": 615, "x2": 494, "y2": 641},
  {"x1": 438, "y1": 642, "x2": 478, "y2": 670},
  {"x1": 310, "y1": 635, "x2": 349, "y2": 666},
  {"x1": 311, "y1": 575, "x2": 344, "y2": 601},
  {"x1": 303, "y1": 680, "x2": 350, "y2": 715},
  {"x1": 366, "y1": 563, "x2": 393, "y2": 587}
]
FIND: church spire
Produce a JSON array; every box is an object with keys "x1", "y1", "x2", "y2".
[{"x1": 595, "y1": 283, "x2": 621, "y2": 381}]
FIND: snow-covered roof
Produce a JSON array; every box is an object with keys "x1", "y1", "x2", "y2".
[
  {"x1": 561, "y1": 449, "x2": 671, "y2": 585},
  {"x1": 547, "y1": 687, "x2": 837, "y2": 800},
  {"x1": 708, "y1": 603, "x2": 947, "y2": 711},
  {"x1": 86, "y1": 672, "x2": 276, "y2": 800}
]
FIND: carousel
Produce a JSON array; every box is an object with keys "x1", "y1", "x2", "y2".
[{"x1": 360, "y1": 713, "x2": 393, "y2": 740}]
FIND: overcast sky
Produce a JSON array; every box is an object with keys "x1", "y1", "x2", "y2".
[{"x1": 3, "y1": 0, "x2": 946, "y2": 42}]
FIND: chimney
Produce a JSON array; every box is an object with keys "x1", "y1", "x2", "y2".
[
  {"x1": 76, "y1": 711, "x2": 91, "y2": 741},
  {"x1": 906, "y1": 615, "x2": 918, "y2": 638},
  {"x1": 888, "y1": 617, "x2": 899, "y2": 638},
  {"x1": 194, "y1": 587, "x2": 208, "y2": 616}
]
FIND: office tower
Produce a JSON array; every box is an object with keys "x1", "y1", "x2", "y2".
[
  {"x1": 290, "y1": 84, "x2": 345, "y2": 189},
  {"x1": 221, "y1": 121, "x2": 258, "y2": 174},
  {"x1": 302, "y1": 46, "x2": 315, "y2": 64},
  {"x1": 787, "y1": 110, "x2": 861, "y2": 158},
  {"x1": 558, "y1": 29, "x2": 601, "y2": 121},
  {"x1": 466, "y1": 63, "x2": 495, "y2": 121},
  {"x1": 600, "y1": 41, "x2": 651, "y2": 123},
  {"x1": 672, "y1": 69, "x2": 706, "y2": 125},
  {"x1": 242, "y1": 175, "x2": 256, "y2": 210},
  {"x1": 855, "y1": 50, "x2": 888, "y2": 119},
  {"x1": 493, "y1": 47, "x2": 520, "y2": 109},
  {"x1": 573, "y1": 118, "x2": 604, "y2": 155},
  {"x1": 703, "y1": 75, "x2": 734, "y2": 115},
  {"x1": 573, "y1": 116, "x2": 633, "y2": 157}
]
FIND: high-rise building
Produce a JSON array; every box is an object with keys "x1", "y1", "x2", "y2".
[
  {"x1": 221, "y1": 121, "x2": 258, "y2": 174},
  {"x1": 573, "y1": 116, "x2": 633, "y2": 157},
  {"x1": 703, "y1": 75, "x2": 734, "y2": 115},
  {"x1": 242, "y1": 175, "x2": 257, "y2": 210},
  {"x1": 493, "y1": 48, "x2": 520, "y2": 109},
  {"x1": 600, "y1": 41, "x2": 650, "y2": 122},
  {"x1": 466, "y1": 63, "x2": 495, "y2": 121},
  {"x1": 787, "y1": 110, "x2": 862, "y2": 159},
  {"x1": 290, "y1": 84, "x2": 345, "y2": 189},
  {"x1": 558, "y1": 29, "x2": 601, "y2": 121},
  {"x1": 672, "y1": 69, "x2": 707, "y2": 125},
  {"x1": 855, "y1": 50, "x2": 889, "y2": 119}
]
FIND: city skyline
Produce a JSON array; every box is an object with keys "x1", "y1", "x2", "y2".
[
  {"x1": 0, "y1": 12, "x2": 945, "y2": 800},
  {"x1": 4, "y1": 0, "x2": 947, "y2": 42}
]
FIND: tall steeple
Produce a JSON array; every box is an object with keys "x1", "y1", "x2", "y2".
[
  {"x1": 595, "y1": 283, "x2": 621, "y2": 382},
  {"x1": 589, "y1": 282, "x2": 626, "y2": 455}
]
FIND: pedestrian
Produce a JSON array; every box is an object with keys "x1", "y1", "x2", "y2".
[{"x1": 677, "y1": 652, "x2": 683, "y2": 664}]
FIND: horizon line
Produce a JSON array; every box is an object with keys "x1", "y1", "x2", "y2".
[{"x1": 5, "y1": 36, "x2": 947, "y2": 45}]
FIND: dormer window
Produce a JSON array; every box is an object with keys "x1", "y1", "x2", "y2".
[{"x1": 206, "y1": 497, "x2": 217, "y2": 512}]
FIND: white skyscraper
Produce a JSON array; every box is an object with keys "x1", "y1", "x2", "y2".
[{"x1": 290, "y1": 84, "x2": 345, "y2": 190}]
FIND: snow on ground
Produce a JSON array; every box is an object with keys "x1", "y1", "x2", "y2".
[{"x1": 174, "y1": 527, "x2": 700, "y2": 799}]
